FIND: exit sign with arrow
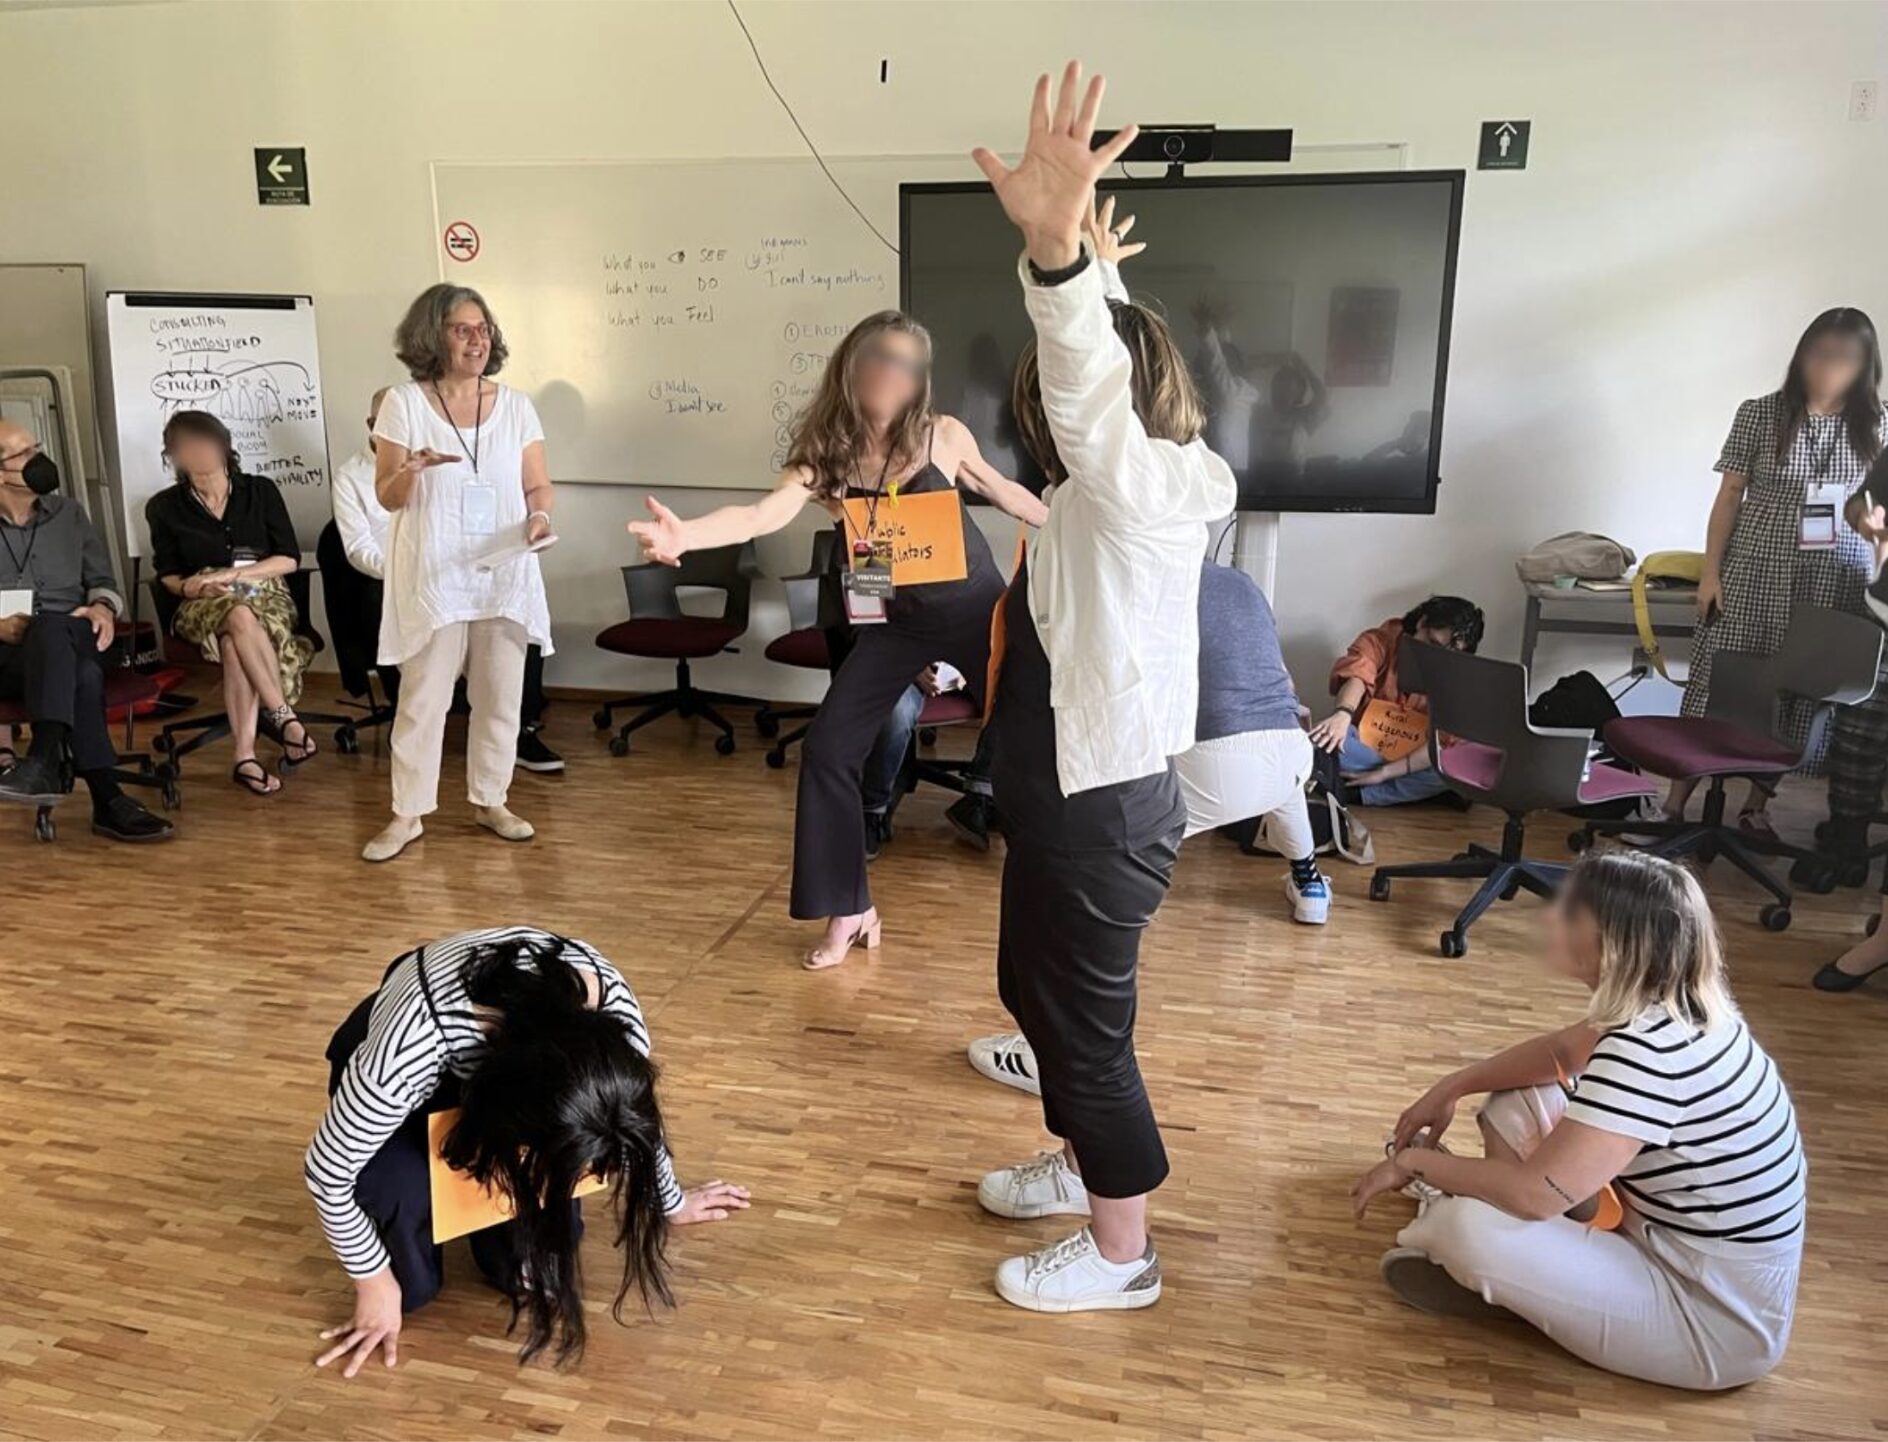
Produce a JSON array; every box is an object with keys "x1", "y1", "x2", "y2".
[
  {"x1": 254, "y1": 147, "x2": 309, "y2": 205},
  {"x1": 1478, "y1": 121, "x2": 1530, "y2": 171}
]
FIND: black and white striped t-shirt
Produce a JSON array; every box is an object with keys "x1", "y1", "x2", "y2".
[
  {"x1": 1565, "y1": 1010, "x2": 1804, "y2": 1251},
  {"x1": 305, "y1": 927, "x2": 684, "y2": 1279}
]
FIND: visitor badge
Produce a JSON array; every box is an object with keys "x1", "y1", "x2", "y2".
[
  {"x1": 0, "y1": 588, "x2": 32, "y2": 618},
  {"x1": 1801, "y1": 481, "x2": 1845, "y2": 549},
  {"x1": 843, "y1": 559, "x2": 894, "y2": 624},
  {"x1": 462, "y1": 483, "x2": 498, "y2": 536}
]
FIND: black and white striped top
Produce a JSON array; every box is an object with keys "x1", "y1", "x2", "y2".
[
  {"x1": 1566, "y1": 1010, "x2": 1804, "y2": 1251},
  {"x1": 305, "y1": 927, "x2": 684, "y2": 1279}
]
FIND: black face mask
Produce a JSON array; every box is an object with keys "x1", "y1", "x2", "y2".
[{"x1": 19, "y1": 453, "x2": 59, "y2": 496}]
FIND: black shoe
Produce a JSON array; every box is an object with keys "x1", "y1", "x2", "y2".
[
  {"x1": 0, "y1": 754, "x2": 63, "y2": 805},
  {"x1": 946, "y1": 794, "x2": 993, "y2": 852},
  {"x1": 516, "y1": 727, "x2": 564, "y2": 773},
  {"x1": 91, "y1": 793, "x2": 175, "y2": 843},
  {"x1": 864, "y1": 809, "x2": 891, "y2": 863},
  {"x1": 1813, "y1": 959, "x2": 1885, "y2": 993}
]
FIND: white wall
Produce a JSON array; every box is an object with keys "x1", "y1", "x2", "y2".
[{"x1": 4, "y1": 0, "x2": 1885, "y2": 700}]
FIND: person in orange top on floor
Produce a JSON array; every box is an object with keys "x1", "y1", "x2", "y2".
[{"x1": 1306, "y1": 594, "x2": 1485, "y2": 806}]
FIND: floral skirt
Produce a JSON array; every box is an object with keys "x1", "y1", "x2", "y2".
[{"x1": 173, "y1": 577, "x2": 313, "y2": 707}]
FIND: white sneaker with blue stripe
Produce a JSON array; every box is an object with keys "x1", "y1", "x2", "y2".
[{"x1": 1287, "y1": 870, "x2": 1332, "y2": 925}]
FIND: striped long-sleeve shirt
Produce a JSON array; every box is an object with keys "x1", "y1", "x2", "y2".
[
  {"x1": 1565, "y1": 1010, "x2": 1805, "y2": 1253},
  {"x1": 305, "y1": 927, "x2": 684, "y2": 1279}
]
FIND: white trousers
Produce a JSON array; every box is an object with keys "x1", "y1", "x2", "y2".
[
  {"x1": 389, "y1": 618, "x2": 528, "y2": 818},
  {"x1": 1175, "y1": 727, "x2": 1316, "y2": 855},
  {"x1": 1398, "y1": 1084, "x2": 1802, "y2": 1391}
]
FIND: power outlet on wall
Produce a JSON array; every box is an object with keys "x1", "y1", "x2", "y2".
[{"x1": 1851, "y1": 80, "x2": 1879, "y2": 122}]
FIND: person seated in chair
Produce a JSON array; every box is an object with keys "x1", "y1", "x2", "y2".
[
  {"x1": 1308, "y1": 594, "x2": 1485, "y2": 806},
  {"x1": 861, "y1": 660, "x2": 998, "y2": 859},
  {"x1": 0, "y1": 419, "x2": 172, "y2": 840},
  {"x1": 332, "y1": 387, "x2": 562, "y2": 773},
  {"x1": 146, "y1": 410, "x2": 314, "y2": 797}
]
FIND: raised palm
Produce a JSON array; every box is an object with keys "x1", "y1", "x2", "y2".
[{"x1": 972, "y1": 62, "x2": 1139, "y2": 266}]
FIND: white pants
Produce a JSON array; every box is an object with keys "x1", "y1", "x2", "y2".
[
  {"x1": 389, "y1": 618, "x2": 528, "y2": 818},
  {"x1": 1175, "y1": 727, "x2": 1316, "y2": 855},
  {"x1": 1399, "y1": 1085, "x2": 1802, "y2": 1391}
]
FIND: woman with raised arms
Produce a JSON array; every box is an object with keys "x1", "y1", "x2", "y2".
[{"x1": 629, "y1": 313, "x2": 1047, "y2": 970}]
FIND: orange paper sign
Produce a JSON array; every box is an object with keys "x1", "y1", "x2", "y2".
[
  {"x1": 841, "y1": 489, "x2": 969, "y2": 587},
  {"x1": 427, "y1": 1108, "x2": 608, "y2": 1243},
  {"x1": 1357, "y1": 699, "x2": 1429, "y2": 763}
]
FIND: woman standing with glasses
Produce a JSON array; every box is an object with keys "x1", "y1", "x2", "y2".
[
  {"x1": 362, "y1": 284, "x2": 555, "y2": 863},
  {"x1": 629, "y1": 313, "x2": 1046, "y2": 969}
]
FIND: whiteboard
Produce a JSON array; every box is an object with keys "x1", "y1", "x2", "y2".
[
  {"x1": 430, "y1": 155, "x2": 980, "y2": 489},
  {"x1": 103, "y1": 292, "x2": 331, "y2": 558}
]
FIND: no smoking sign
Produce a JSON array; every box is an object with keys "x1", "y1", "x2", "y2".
[{"x1": 443, "y1": 221, "x2": 480, "y2": 263}]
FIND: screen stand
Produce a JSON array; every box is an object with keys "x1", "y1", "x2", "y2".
[{"x1": 1232, "y1": 510, "x2": 1280, "y2": 605}]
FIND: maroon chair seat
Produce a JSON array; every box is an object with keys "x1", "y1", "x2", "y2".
[
  {"x1": 763, "y1": 627, "x2": 830, "y2": 671},
  {"x1": 918, "y1": 692, "x2": 979, "y2": 726},
  {"x1": 597, "y1": 617, "x2": 743, "y2": 661},
  {"x1": 1439, "y1": 741, "x2": 1655, "y2": 806},
  {"x1": 1602, "y1": 715, "x2": 1798, "y2": 780},
  {"x1": 0, "y1": 668, "x2": 162, "y2": 728}
]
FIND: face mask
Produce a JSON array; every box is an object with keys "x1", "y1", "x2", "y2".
[{"x1": 18, "y1": 453, "x2": 59, "y2": 496}]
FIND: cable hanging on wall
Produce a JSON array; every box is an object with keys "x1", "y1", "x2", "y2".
[{"x1": 726, "y1": 0, "x2": 900, "y2": 256}]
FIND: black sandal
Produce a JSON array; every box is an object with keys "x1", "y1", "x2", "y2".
[
  {"x1": 231, "y1": 758, "x2": 281, "y2": 796},
  {"x1": 266, "y1": 706, "x2": 318, "y2": 766}
]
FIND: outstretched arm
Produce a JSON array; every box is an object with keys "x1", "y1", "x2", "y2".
[
  {"x1": 945, "y1": 417, "x2": 1049, "y2": 526},
  {"x1": 629, "y1": 468, "x2": 816, "y2": 566}
]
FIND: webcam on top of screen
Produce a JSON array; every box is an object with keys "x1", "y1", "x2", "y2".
[{"x1": 1094, "y1": 125, "x2": 1294, "y2": 176}]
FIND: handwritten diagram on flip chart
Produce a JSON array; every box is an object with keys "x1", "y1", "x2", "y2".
[
  {"x1": 430, "y1": 156, "x2": 979, "y2": 489},
  {"x1": 104, "y1": 293, "x2": 330, "y2": 557}
]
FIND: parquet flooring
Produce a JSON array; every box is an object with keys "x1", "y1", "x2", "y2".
[{"x1": 2, "y1": 673, "x2": 1884, "y2": 1440}]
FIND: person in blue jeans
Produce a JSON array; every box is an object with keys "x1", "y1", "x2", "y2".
[
  {"x1": 861, "y1": 662, "x2": 993, "y2": 858},
  {"x1": 1307, "y1": 595, "x2": 1485, "y2": 807}
]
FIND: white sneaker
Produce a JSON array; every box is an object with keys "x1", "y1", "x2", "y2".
[
  {"x1": 994, "y1": 1226, "x2": 1162, "y2": 1313},
  {"x1": 967, "y1": 1032, "x2": 1042, "y2": 1096},
  {"x1": 1287, "y1": 870, "x2": 1332, "y2": 925},
  {"x1": 978, "y1": 1150, "x2": 1090, "y2": 1219}
]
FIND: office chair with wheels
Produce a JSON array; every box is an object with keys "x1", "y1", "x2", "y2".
[
  {"x1": 315, "y1": 521, "x2": 397, "y2": 752},
  {"x1": 593, "y1": 543, "x2": 765, "y2": 757},
  {"x1": 760, "y1": 530, "x2": 841, "y2": 769},
  {"x1": 148, "y1": 569, "x2": 356, "y2": 779},
  {"x1": 1573, "y1": 604, "x2": 1882, "y2": 931},
  {"x1": 1369, "y1": 637, "x2": 1658, "y2": 958}
]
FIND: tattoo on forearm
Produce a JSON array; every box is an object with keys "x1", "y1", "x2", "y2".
[{"x1": 1543, "y1": 1174, "x2": 1577, "y2": 1205}]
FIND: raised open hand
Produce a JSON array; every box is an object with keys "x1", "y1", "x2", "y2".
[
  {"x1": 971, "y1": 61, "x2": 1139, "y2": 271},
  {"x1": 1086, "y1": 193, "x2": 1146, "y2": 267}
]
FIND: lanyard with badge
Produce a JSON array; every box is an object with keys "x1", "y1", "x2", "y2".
[
  {"x1": 434, "y1": 381, "x2": 495, "y2": 535},
  {"x1": 1799, "y1": 424, "x2": 1845, "y2": 550},
  {"x1": 0, "y1": 511, "x2": 38, "y2": 619},
  {"x1": 840, "y1": 452, "x2": 897, "y2": 624}
]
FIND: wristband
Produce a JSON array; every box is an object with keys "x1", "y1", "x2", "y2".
[{"x1": 528, "y1": 509, "x2": 551, "y2": 526}]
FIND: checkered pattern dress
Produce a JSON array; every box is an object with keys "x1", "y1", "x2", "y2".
[{"x1": 1683, "y1": 392, "x2": 1887, "y2": 783}]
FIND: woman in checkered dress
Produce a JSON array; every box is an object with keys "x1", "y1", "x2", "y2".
[{"x1": 1676, "y1": 309, "x2": 1885, "y2": 831}]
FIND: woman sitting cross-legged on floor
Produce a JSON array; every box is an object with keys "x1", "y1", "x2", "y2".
[
  {"x1": 1352, "y1": 850, "x2": 1804, "y2": 1391},
  {"x1": 306, "y1": 927, "x2": 747, "y2": 1377},
  {"x1": 146, "y1": 410, "x2": 317, "y2": 796}
]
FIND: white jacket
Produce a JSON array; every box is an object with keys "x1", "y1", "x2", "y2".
[
  {"x1": 330, "y1": 449, "x2": 390, "y2": 579},
  {"x1": 1020, "y1": 248, "x2": 1237, "y2": 797}
]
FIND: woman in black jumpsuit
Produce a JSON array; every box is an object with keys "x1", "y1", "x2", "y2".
[{"x1": 628, "y1": 313, "x2": 1044, "y2": 969}]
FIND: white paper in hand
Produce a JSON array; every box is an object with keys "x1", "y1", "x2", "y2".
[{"x1": 472, "y1": 525, "x2": 558, "y2": 572}]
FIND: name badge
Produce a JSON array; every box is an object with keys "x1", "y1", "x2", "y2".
[
  {"x1": 462, "y1": 484, "x2": 498, "y2": 537},
  {"x1": 232, "y1": 548, "x2": 261, "y2": 569},
  {"x1": 0, "y1": 587, "x2": 32, "y2": 618},
  {"x1": 842, "y1": 561, "x2": 893, "y2": 625},
  {"x1": 1801, "y1": 481, "x2": 1845, "y2": 550}
]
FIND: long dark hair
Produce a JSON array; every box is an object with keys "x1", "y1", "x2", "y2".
[
  {"x1": 441, "y1": 936, "x2": 673, "y2": 1367},
  {"x1": 1778, "y1": 307, "x2": 1882, "y2": 470},
  {"x1": 161, "y1": 410, "x2": 239, "y2": 481},
  {"x1": 785, "y1": 310, "x2": 933, "y2": 501}
]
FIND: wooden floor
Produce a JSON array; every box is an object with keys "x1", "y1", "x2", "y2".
[{"x1": 3, "y1": 674, "x2": 1886, "y2": 1441}]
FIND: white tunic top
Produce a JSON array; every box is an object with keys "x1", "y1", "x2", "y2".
[{"x1": 370, "y1": 381, "x2": 554, "y2": 666}]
